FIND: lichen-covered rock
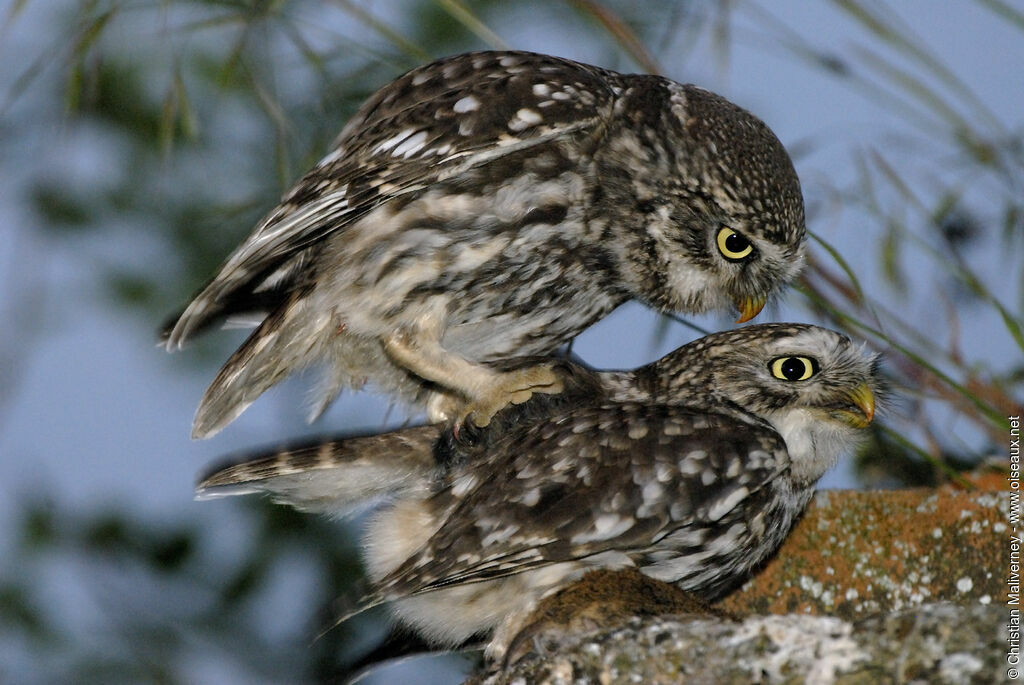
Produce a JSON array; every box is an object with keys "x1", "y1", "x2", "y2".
[
  {"x1": 474, "y1": 487, "x2": 1008, "y2": 683},
  {"x1": 718, "y1": 488, "x2": 1007, "y2": 617},
  {"x1": 482, "y1": 603, "x2": 1006, "y2": 685}
]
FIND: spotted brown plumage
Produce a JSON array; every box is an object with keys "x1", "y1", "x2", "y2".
[
  {"x1": 163, "y1": 50, "x2": 806, "y2": 438},
  {"x1": 167, "y1": 48, "x2": 802, "y2": 436},
  {"x1": 196, "y1": 323, "x2": 878, "y2": 661}
]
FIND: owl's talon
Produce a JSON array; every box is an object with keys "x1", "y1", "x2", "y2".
[{"x1": 460, "y1": 366, "x2": 564, "y2": 428}]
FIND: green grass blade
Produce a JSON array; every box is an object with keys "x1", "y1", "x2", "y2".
[
  {"x1": 878, "y1": 425, "x2": 974, "y2": 488},
  {"x1": 808, "y1": 230, "x2": 867, "y2": 304},
  {"x1": 436, "y1": 0, "x2": 508, "y2": 50},
  {"x1": 976, "y1": 0, "x2": 1024, "y2": 33}
]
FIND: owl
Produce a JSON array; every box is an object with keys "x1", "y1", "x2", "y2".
[
  {"x1": 197, "y1": 323, "x2": 878, "y2": 662},
  {"x1": 163, "y1": 50, "x2": 806, "y2": 438}
]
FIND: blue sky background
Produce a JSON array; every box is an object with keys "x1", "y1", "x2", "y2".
[{"x1": 1, "y1": 2, "x2": 1021, "y2": 682}]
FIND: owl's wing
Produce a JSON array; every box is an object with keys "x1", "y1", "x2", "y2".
[
  {"x1": 195, "y1": 425, "x2": 441, "y2": 515},
  {"x1": 374, "y1": 403, "x2": 789, "y2": 599},
  {"x1": 163, "y1": 51, "x2": 619, "y2": 347}
]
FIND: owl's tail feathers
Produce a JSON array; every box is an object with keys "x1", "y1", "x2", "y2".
[
  {"x1": 195, "y1": 425, "x2": 442, "y2": 516},
  {"x1": 162, "y1": 273, "x2": 270, "y2": 352},
  {"x1": 191, "y1": 291, "x2": 319, "y2": 439},
  {"x1": 162, "y1": 246, "x2": 316, "y2": 351}
]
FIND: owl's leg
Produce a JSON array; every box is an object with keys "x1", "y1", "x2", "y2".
[{"x1": 382, "y1": 329, "x2": 563, "y2": 427}]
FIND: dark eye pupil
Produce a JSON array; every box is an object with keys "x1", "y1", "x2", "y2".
[
  {"x1": 780, "y1": 357, "x2": 805, "y2": 380},
  {"x1": 725, "y1": 232, "x2": 749, "y2": 253}
]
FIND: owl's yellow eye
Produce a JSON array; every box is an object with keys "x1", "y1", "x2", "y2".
[
  {"x1": 716, "y1": 227, "x2": 754, "y2": 262},
  {"x1": 770, "y1": 356, "x2": 819, "y2": 382}
]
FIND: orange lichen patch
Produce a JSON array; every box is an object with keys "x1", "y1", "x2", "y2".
[
  {"x1": 950, "y1": 467, "x2": 1010, "y2": 492},
  {"x1": 717, "y1": 489, "x2": 1009, "y2": 620}
]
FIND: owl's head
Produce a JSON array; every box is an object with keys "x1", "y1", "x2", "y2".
[
  {"x1": 612, "y1": 81, "x2": 806, "y2": 322},
  {"x1": 658, "y1": 323, "x2": 882, "y2": 482}
]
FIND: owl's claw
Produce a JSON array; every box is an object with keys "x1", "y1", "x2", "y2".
[{"x1": 461, "y1": 365, "x2": 564, "y2": 429}]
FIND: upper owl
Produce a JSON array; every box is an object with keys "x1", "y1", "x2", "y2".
[{"x1": 163, "y1": 50, "x2": 806, "y2": 438}]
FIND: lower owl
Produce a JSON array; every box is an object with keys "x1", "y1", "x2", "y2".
[{"x1": 197, "y1": 323, "x2": 880, "y2": 661}]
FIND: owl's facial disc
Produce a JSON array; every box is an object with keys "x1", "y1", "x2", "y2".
[
  {"x1": 688, "y1": 325, "x2": 878, "y2": 429},
  {"x1": 703, "y1": 220, "x2": 804, "y2": 323},
  {"x1": 634, "y1": 202, "x2": 801, "y2": 319},
  {"x1": 760, "y1": 338, "x2": 877, "y2": 429}
]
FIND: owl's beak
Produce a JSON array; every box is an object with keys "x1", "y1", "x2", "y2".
[
  {"x1": 836, "y1": 382, "x2": 876, "y2": 428},
  {"x1": 734, "y1": 294, "x2": 767, "y2": 323}
]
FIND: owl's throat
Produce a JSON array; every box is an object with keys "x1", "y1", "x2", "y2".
[{"x1": 764, "y1": 408, "x2": 859, "y2": 485}]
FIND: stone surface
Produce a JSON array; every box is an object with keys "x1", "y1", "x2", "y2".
[
  {"x1": 477, "y1": 485, "x2": 1013, "y2": 684},
  {"x1": 717, "y1": 488, "x2": 1009, "y2": 618},
  {"x1": 482, "y1": 603, "x2": 1007, "y2": 685}
]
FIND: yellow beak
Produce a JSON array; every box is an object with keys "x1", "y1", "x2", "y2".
[
  {"x1": 839, "y1": 382, "x2": 876, "y2": 428},
  {"x1": 734, "y1": 294, "x2": 767, "y2": 323}
]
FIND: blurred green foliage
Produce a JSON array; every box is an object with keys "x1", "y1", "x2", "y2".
[
  {"x1": 6, "y1": 496, "x2": 383, "y2": 682},
  {"x1": 2, "y1": 0, "x2": 1022, "y2": 682}
]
